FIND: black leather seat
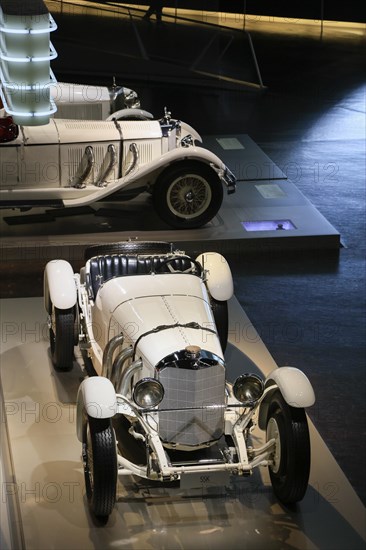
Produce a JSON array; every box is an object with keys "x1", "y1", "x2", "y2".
[{"x1": 87, "y1": 254, "x2": 198, "y2": 298}]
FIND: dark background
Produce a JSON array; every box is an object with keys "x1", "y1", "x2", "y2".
[{"x1": 123, "y1": 0, "x2": 366, "y2": 22}]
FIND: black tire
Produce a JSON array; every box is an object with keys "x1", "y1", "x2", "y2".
[
  {"x1": 82, "y1": 414, "x2": 117, "y2": 519},
  {"x1": 266, "y1": 390, "x2": 311, "y2": 504},
  {"x1": 152, "y1": 162, "x2": 224, "y2": 229},
  {"x1": 73, "y1": 306, "x2": 80, "y2": 346},
  {"x1": 50, "y1": 306, "x2": 75, "y2": 370},
  {"x1": 211, "y1": 298, "x2": 228, "y2": 353},
  {"x1": 84, "y1": 241, "x2": 173, "y2": 261}
]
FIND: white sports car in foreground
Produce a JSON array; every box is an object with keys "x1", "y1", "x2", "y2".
[
  {"x1": 44, "y1": 241, "x2": 315, "y2": 520},
  {"x1": 0, "y1": 103, "x2": 236, "y2": 228}
]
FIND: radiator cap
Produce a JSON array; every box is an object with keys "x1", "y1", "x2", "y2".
[{"x1": 185, "y1": 345, "x2": 201, "y2": 359}]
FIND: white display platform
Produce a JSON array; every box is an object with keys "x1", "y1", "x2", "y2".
[
  {"x1": 1, "y1": 297, "x2": 365, "y2": 549},
  {"x1": 0, "y1": 135, "x2": 340, "y2": 257}
]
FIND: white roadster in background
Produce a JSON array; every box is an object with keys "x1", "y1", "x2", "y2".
[
  {"x1": 0, "y1": 106, "x2": 236, "y2": 228},
  {"x1": 51, "y1": 80, "x2": 153, "y2": 121},
  {"x1": 44, "y1": 241, "x2": 315, "y2": 519}
]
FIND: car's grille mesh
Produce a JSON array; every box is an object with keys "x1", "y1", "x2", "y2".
[{"x1": 157, "y1": 364, "x2": 225, "y2": 446}]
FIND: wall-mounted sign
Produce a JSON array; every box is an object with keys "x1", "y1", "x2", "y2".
[{"x1": 0, "y1": 0, "x2": 58, "y2": 125}]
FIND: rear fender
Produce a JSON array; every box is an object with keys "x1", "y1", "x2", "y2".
[
  {"x1": 76, "y1": 377, "x2": 117, "y2": 441},
  {"x1": 196, "y1": 252, "x2": 234, "y2": 301},
  {"x1": 44, "y1": 260, "x2": 77, "y2": 314},
  {"x1": 258, "y1": 367, "x2": 315, "y2": 430}
]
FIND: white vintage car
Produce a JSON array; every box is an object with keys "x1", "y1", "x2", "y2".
[
  {"x1": 44, "y1": 241, "x2": 315, "y2": 519},
  {"x1": 0, "y1": 107, "x2": 235, "y2": 228}
]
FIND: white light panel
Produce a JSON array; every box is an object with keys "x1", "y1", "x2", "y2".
[{"x1": 0, "y1": 2, "x2": 58, "y2": 125}]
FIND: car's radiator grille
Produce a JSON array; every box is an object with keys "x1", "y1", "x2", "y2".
[{"x1": 157, "y1": 364, "x2": 225, "y2": 447}]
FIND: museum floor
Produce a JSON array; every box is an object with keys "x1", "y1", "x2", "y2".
[{"x1": 1, "y1": 0, "x2": 365, "y2": 533}]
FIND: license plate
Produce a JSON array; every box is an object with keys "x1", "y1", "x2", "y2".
[{"x1": 180, "y1": 471, "x2": 230, "y2": 490}]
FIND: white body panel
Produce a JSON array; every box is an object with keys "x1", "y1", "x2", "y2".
[
  {"x1": 51, "y1": 82, "x2": 144, "y2": 121},
  {"x1": 44, "y1": 260, "x2": 77, "y2": 312},
  {"x1": 119, "y1": 120, "x2": 162, "y2": 140},
  {"x1": 0, "y1": 118, "x2": 227, "y2": 206},
  {"x1": 93, "y1": 274, "x2": 223, "y2": 369}
]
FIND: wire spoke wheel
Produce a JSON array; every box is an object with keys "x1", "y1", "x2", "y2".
[
  {"x1": 153, "y1": 162, "x2": 223, "y2": 229},
  {"x1": 167, "y1": 174, "x2": 212, "y2": 218}
]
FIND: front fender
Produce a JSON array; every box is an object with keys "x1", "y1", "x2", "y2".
[
  {"x1": 76, "y1": 377, "x2": 117, "y2": 441},
  {"x1": 258, "y1": 367, "x2": 315, "y2": 430},
  {"x1": 180, "y1": 121, "x2": 202, "y2": 144},
  {"x1": 62, "y1": 146, "x2": 231, "y2": 208},
  {"x1": 196, "y1": 252, "x2": 234, "y2": 301},
  {"x1": 44, "y1": 259, "x2": 77, "y2": 314}
]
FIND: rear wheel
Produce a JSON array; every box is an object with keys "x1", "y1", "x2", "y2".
[
  {"x1": 82, "y1": 413, "x2": 117, "y2": 519},
  {"x1": 49, "y1": 306, "x2": 75, "y2": 370},
  {"x1": 153, "y1": 162, "x2": 223, "y2": 229},
  {"x1": 84, "y1": 241, "x2": 172, "y2": 261},
  {"x1": 266, "y1": 390, "x2": 311, "y2": 504}
]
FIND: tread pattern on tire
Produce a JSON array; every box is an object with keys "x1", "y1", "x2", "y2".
[
  {"x1": 50, "y1": 307, "x2": 75, "y2": 370},
  {"x1": 84, "y1": 415, "x2": 117, "y2": 519}
]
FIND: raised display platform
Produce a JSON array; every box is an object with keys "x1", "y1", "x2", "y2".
[
  {"x1": 0, "y1": 135, "x2": 340, "y2": 268},
  {"x1": 1, "y1": 296, "x2": 364, "y2": 549}
]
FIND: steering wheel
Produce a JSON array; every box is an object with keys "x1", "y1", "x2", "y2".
[{"x1": 154, "y1": 255, "x2": 202, "y2": 275}]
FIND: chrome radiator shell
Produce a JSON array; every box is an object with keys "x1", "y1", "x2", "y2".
[{"x1": 156, "y1": 353, "x2": 225, "y2": 447}]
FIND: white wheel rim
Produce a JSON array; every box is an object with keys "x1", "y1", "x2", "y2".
[
  {"x1": 167, "y1": 174, "x2": 212, "y2": 219},
  {"x1": 267, "y1": 416, "x2": 281, "y2": 474}
]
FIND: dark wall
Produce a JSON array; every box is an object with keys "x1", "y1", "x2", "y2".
[{"x1": 142, "y1": 0, "x2": 365, "y2": 23}]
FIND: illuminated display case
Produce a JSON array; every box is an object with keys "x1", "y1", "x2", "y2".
[{"x1": 0, "y1": 0, "x2": 57, "y2": 125}]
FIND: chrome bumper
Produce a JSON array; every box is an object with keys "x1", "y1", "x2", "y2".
[{"x1": 211, "y1": 163, "x2": 237, "y2": 194}]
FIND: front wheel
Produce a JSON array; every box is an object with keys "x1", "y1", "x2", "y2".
[
  {"x1": 153, "y1": 162, "x2": 223, "y2": 229},
  {"x1": 82, "y1": 413, "x2": 117, "y2": 519},
  {"x1": 266, "y1": 390, "x2": 311, "y2": 504}
]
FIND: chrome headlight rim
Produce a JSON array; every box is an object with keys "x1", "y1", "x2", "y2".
[
  {"x1": 133, "y1": 377, "x2": 164, "y2": 409},
  {"x1": 233, "y1": 373, "x2": 264, "y2": 406}
]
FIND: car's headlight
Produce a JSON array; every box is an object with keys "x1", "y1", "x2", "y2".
[
  {"x1": 233, "y1": 374, "x2": 264, "y2": 405},
  {"x1": 133, "y1": 378, "x2": 164, "y2": 409}
]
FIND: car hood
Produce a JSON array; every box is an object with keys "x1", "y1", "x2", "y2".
[{"x1": 96, "y1": 274, "x2": 223, "y2": 367}]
